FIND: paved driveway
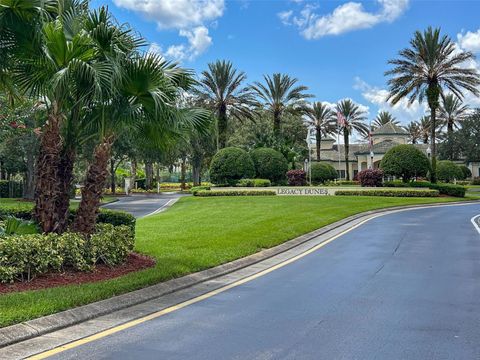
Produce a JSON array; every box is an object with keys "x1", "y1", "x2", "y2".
[
  {"x1": 102, "y1": 193, "x2": 186, "y2": 218},
  {"x1": 50, "y1": 203, "x2": 480, "y2": 359}
]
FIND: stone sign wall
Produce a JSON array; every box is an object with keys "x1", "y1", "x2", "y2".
[{"x1": 276, "y1": 188, "x2": 331, "y2": 196}]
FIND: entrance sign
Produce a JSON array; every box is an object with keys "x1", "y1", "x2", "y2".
[{"x1": 276, "y1": 188, "x2": 330, "y2": 196}]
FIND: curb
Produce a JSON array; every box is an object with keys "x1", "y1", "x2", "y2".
[{"x1": 0, "y1": 199, "x2": 478, "y2": 349}]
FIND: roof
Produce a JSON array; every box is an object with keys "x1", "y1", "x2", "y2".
[{"x1": 372, "y1": 121, "x2": 408, "y2": 136}]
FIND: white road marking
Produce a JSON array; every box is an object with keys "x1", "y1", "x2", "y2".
[
  {"x1": 470, "y1": 214, "x2": 480, "y2": 234},
  {"x1": 142, "y1": 198, "x2": 178, "y2": 218}
]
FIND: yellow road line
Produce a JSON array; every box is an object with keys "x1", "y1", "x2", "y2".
[
  {"x1": 28, "y1": 201, "x2": 479, "y2": 359},
  {"x1": 28, "y1": 214, "x2": 380, "y2": 360}
]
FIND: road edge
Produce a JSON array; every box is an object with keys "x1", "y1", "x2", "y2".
[{"x1": 0, "y1": 199, "x2": 478, "y2": 349}]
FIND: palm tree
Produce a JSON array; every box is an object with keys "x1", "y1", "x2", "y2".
[
  {"x1": 439, "y1": 94, "x2": 469, "y2": 135},
  {"x1": 195, "y1": 60, "x2": 255, "y2": 149},
  {"x1": 406, "y1": 121, "x2": 421, "y2": 144},
  {"x1": 335, "y1": 99, "x2": 369, "y2": 180},
  {"x1": 419, "y1": 116, "x2": 434, "y2": 144},
  {"x1": 372, "y1": 111, "x2": 400, "y2": 129},
  {"x1": 385, "y1": 27, "x2": 480, "y2": 182},
  {"x1": 250, "y1": 73, "x2": 312, "y2": 137},
  {"x1": 305, "y1": 102, "x2": 336, "y2": 161}
]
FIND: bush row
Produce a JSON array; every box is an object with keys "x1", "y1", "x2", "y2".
[
  {"x1": 236, "y1": 178, "x2": 271, "y2": 187},
  {"x1": 0, "y1": 207, "x2": 136, "y2": 231},
  {"x1": 335, "y1": 189, "x2": 440, "y2": 197},
  {"x1": 383, "y1": 181, "x2": 466, "y2": 197},
  {"x1": 194, "y1": 190, "x2": 276, "y2": 197},
  {"x1": 0, "y1": 224, "x2": 134, "y2": 283}
]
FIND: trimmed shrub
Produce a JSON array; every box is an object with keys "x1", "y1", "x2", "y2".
[
  {"x1": 287, "y1": 170, "x2": 306, "y2": 186},
  {"x1": 250, "y1": 148, "x2": 289, "y2": 183},
  {"x1": 437, "y1": 160, "x2": 462, "y2": 183},
  {"x1": 472, "y1": 177, "x2": 480, "y2": 185},
  {"x1": 0, "y1": 224, "x2": 134, "y2": 283},
  {"x1": 458, "y1": 165, "x2": 472, "y2": 180},
  {"x1": 210, "y1": 147, "x2": 255, "y2": 186},
  {"x1": 429, "y1": 183, "x2": 466, "y2": 197},
  {"x1": 335, "y1": 189, "x2": 439, "y2": 197},
  {"x1": 380, "y1": 145, "x2": 430, "y2": 182},
  {"x1": 236, "y1": 179, "x2": 271, "y2": 187},
  {"x1": 194, "y1": 190, "x2": 276, "y2": 197},
  {"x1": 324, "y1": 180, "x2": 359, "y2": 186},
  {"x1": 311, "y1": 163, "x2": 337, "y2": 184},
  {"x1": 357, "y1": 168, "x2": 384, "y2": 187},
  {"x1": 190, "y1": 186, "x2": 211, "y2": 195}
]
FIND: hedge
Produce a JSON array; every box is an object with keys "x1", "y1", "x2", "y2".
[
  {"x1": 0, "y1": 224, "x2": 134, "y2": 283},
  {"x1": 210, "y1": 147, "x2": 255, "y2": 186},
  {"x1": 236, "y1": 178, "x2": 271, "y2": 187},
  {"x1": 311, "y1": 163, "x2": 337, "y2": 184},
  {"x1": 383, "y1": 180, "x2": 466, "y2": 197},
  {"x1": 250, "y1": 148, "x2": 288, "y2": 183},
  {"x1": 335, "y1": 189, "x2": 439, "y2": 197},
  {"x1": 0, "y1": 207, "x2": 136, "y2": 231},
  {"x1": 194, "y1": 190, "x2": 276, "y2": 197}
]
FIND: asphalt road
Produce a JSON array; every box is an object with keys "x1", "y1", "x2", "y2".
[
  {"x1": 50, "y1": 203, "x2": 480, "y2": 360},
  {"x1": 101, "y1": 194, "x2": 186, "y2": 218}
]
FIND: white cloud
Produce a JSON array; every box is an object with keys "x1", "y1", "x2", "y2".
[
  {"x1": 147, "y1": 42, "x2": 162, "y2": 55},
  {"x1": 280, "y1": 0, "x2": 409, "y2": 40},
  {"x1": 113, "y1": 0, "x2": 224, "y2": 30},
  {"x1": 278, "y1": 10, "x2": 293, "y2": 25},
  {"x1": 458, "y1": 29, "x2": 480, "y2": 53},
  {"x1": 163, "y1": 26, "x2": 212, "y2": 61},
  {"x1": 354, "y1": 77, "x2": 428, "y2": 124}
]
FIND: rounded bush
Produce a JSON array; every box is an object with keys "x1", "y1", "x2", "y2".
[
  {"x1": 210, "y1": 147, "x2": 255, "y2": 186},
  {"x1": 458, "y1": 165, "x2": 472, "y2": 180},
  {"x1": 250, "y1": 148, "x2": 288, "y2": 183},
  {"x1": 437, "y1": 160, "x2": 462, "y2": 183},
  {"x1": 357, "y1": 168, "x2": 384, "y2": 187},
  {"x1": 380, "y1": 145, "x2": 430, "y2": 182},
  {"x1": 311, "y1": 163, "x2": 337, "y2": 184}
]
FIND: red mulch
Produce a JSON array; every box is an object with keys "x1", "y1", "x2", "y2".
[{"x1": 0, "y1": 253, "x2": 156, "y2": 294}]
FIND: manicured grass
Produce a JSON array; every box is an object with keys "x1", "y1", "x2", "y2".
[
  {"x1": 0, "y1": 196, "x2": 118, "y2": 210},
  {"x1": 0, "y1": 195, "x2": 474, "y2": 327}
]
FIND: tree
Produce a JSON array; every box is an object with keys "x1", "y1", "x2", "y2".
[
  {"x1": 250, "y1": 73, "x2": 312, "y2": 137},
  {"x1": 406, "y1": 121, "x2": 420, "y2": 144},
  {"x1": 209, "y1": 147, "x2": 255, "y2": 185},
  {"x1": 419, "y1": 116, "x2": 432, "y2": 144},
  {"x1": 310, "y1": 163, "x2": 337, "y2": 184},
  {"x1": 372, "y1": 111, "x2": 400, "y2": 129},
  {"x1": 195, "y1": 60, "x2": 255, "y2": 149},
  {"x1": 334, "y1": 99, "x2": 368, "y2": 180},
  {"x1": 250, "y1": 148, "x2": 288, "y2": 183},
  {"x1": 380, "y1": 144, "x2": 430, "y2": 182},
  {"x1": 439, "y1": 94, "x2": 469, "y2": 135},
  {"x1": 305, "y1": 102, "x2": 336, "y2": 161},
  {"x1": 386, "y1": 27, "x2": 480, "y2": 183},
  {"x1": 447, "y1": 109, "x2": 480, "y2": 163},
  {"x1": 437, "y1": 160, "x2": 462, "y2": 183}
]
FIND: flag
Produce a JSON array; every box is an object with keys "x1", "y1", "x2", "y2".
[{"x1": 337, "y1": 111, "x2": 346, "y2": 127}]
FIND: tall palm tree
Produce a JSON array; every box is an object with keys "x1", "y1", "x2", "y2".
[
  {"x1": 385, "y1": 27, "x2": 480, "y2": 182},
  {"x1": 195, "y1": 60, "x2": 255, "y2": 149},
  {"x1": 335, "y1": 99, "x2": 368, "y2": 180},
  {"x1": 418, "y1": 116, "x2": 433, "y2": 144},
  {"x1": 372, "y1": 111, "x2": 400, "y2": 129},
  {"x1": 305, "y1": 102, "x2": 335, "y2": 161},
  {"x1": 250, "y1": 73, "x2": 312, "y2": 137},
  {"x1": 438, "y1": 94, "x2": 469, "y2": 135},
  {"x1": 406, "y1": 121, "x2": 421, "y2": 144}
]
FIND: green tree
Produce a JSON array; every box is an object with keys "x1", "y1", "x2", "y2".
[
  {"x1": 405, "y1": 121, "x2": 420, "y2": 144},
  {"x1": 385, "y1": 27, "x2": 480, "y2": 183},
  {"x1": 250, "y1": 148, "x2": 288, "y2": 183},
  {"x1": 250, "y1": 73, "x2": 312, "y2": 137},
  {"x1": 380, "y1": 144, "x2": 430, "y2": 182},
  {"x1": 311, "y1": 163, "x2": 337, "y2": 184},
  {"x1": 437, "y1": 160, "x2": 462, "y2": 183},
  {"x1": 210, "y1": 147, "x2": 255, "y2": 185},
  {"x1": 372, "y1": 111, "x2": 400, "y2": 129},
  {"x1": 195, "y1": 60, "x2": 255, "y2": 149},
  {"x1": 439, "y1": 94, "x2": 469, "y2": 135},
  {"x1": 334, "y1": 99, "x2": 369, "y2": 180},
  {"x1": 305, "y1": 102, "x2": 336, "y2": 161}
]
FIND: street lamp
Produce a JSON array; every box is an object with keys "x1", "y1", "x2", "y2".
[
  {"x1": 427, "y1": 146, "x2": 431, "y2": 159},
  {"x1": 370, "y1": 150, "x2": 374, "y2": 169}
]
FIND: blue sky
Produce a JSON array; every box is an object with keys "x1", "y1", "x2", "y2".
[{"x1": 91, "y1": 0, "x2": 480, "y2": 125}]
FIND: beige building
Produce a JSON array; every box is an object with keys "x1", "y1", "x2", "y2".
[{"x1": 311, "y1": 122, "x2": 479, "y2": 179}]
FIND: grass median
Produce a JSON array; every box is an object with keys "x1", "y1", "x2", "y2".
[{"x1": 0, "y1": 195, "x2": 474, "y2": 327}]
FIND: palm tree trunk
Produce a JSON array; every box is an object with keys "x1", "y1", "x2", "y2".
[
  {"x1": 145, "y1": 161, "x2": 154, "y2": 190},
  {"x1": 56, "y1": 148, "x2": 75, "y2": 233},
  {"x1": 217, "y1": 104, "x2": 228, "y2": 149},
  {"x1": 316, "y1": 126, "x2": 321, "y2": 162},
  {"x1": 427, "y1": 83, "x2": 440, "y2": 183},
  {"x1": 34, "y1": 106, "x2": 63, "y2": 233},
  {"x1": 192, "y1": 155, "x2": 202, "y2": 186},
  {"x1": 110, "y1": 158, "x2": 116, "y2": 194},
  {"x1": 180, "y1": 157, "x2": 186, "y2": 191},
  {"x1": 73, "y1": 137, "x2": 113, "y2": 235},
  {"x1": 273, "y1": 110, "x2": 281, "y2": 138},
  {"x1": 344, "y1": 130, "x2": 350, "y2": 181}
]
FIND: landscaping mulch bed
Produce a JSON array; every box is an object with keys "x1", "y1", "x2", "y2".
[{"x1": 0, "y1": 253, "x2": 156, "y2": 294}]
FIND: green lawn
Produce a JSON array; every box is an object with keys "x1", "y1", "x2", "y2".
[
  {"x1": 0, "y1": 196, "x2": 118, "y2": 210},
  {"x1": 0, "y1": 195, "x2": 474, "y2": 327}
]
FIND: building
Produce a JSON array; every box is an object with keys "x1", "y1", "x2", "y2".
[{"x1": 312, "y1": 121, "x2": 480, "y2": 179}]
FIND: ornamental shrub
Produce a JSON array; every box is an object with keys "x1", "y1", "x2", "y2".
[
  {"x1": 194, "y1": 190, "x2": 276, "y2": 197},
  {"x1": 357, "y1": 168, "x2": 384, "y2": 187},
  {"x1": 236, "y1": 179, "x2": 271, "y2": 187},
  {"x1": 335, "y1": 189, "x2": 439, "y2": 197},
  {"x1": 310, "y1": 163, "x2": 337, "y2": 184},
  {"x1": 250, "y1": 148, "x2": 288, "y2": 183},
  {"x1": 429, "y1": 183, "x2": 466, "y2": 197},
  {"x1": 458, "y1": 165, "x2": 472, "y2": 180},
  {"x1": 437, "y1": 160, "x2": 463, "y2": 183},
  {"x1": 210, "y1": 147, "x2": 255, "y2": 186},
  {"x1": 380, "y1": 145, "x2": 430, "y2": 182},
  {"x1": 287, "y1": 170, "x2": 306, "y2": 186},
  {"x1": 472, "y1": 177, "x2": 480, "y2": 185}
]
